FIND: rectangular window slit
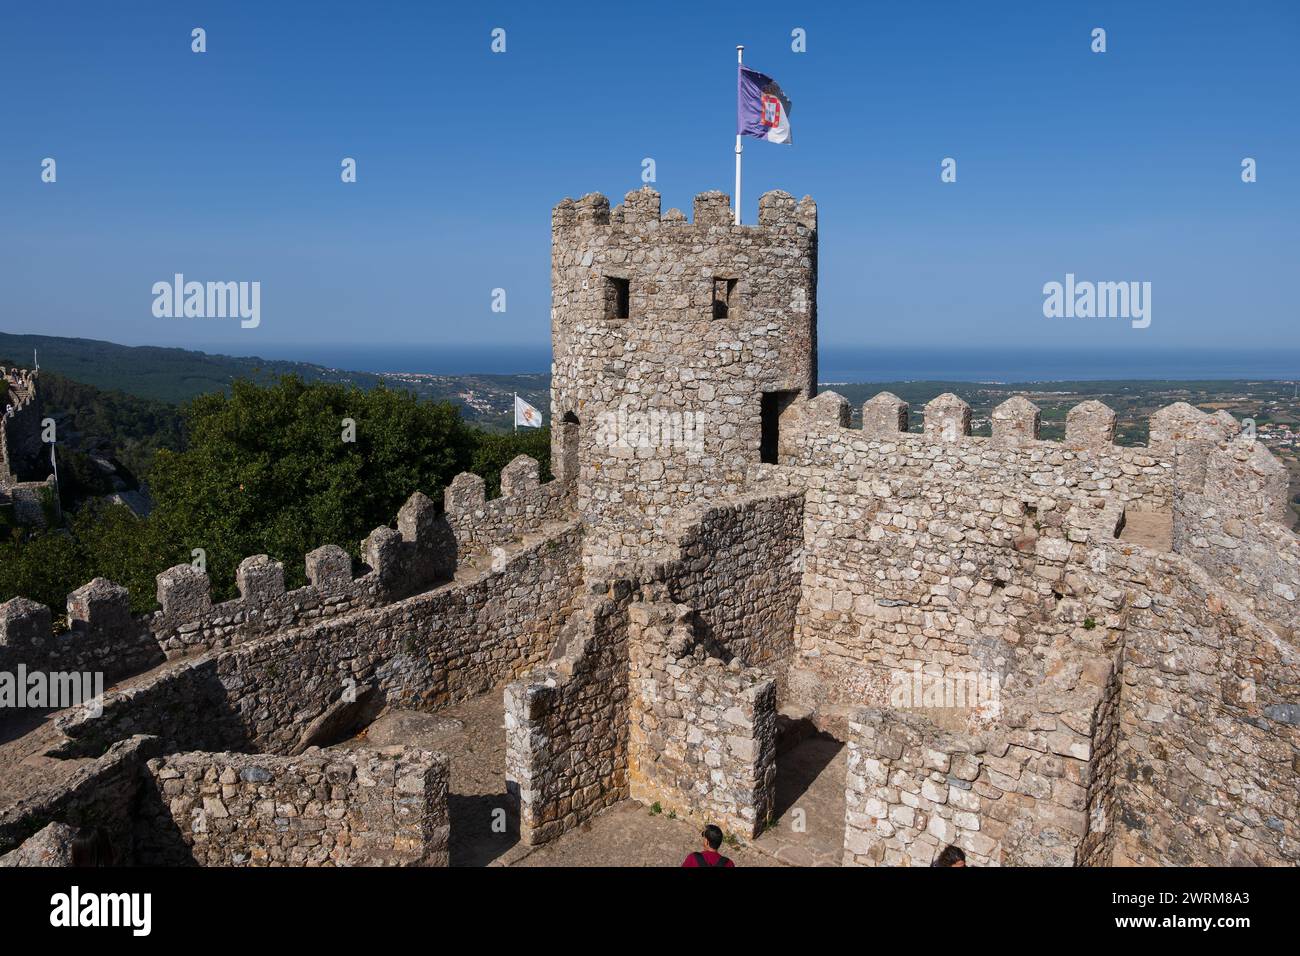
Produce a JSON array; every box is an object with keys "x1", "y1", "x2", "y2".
[
  {"x1": 605, "y1": 276, "x2": 630, "y2": 320},
  {"x1": 712, "y1": 278, "x2": 738, "y2": 319}
]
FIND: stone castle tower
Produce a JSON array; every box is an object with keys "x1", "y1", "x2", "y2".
[
  {"x1": 0, "y1": 366, "x2": 42, "y2": 486},
  {"x1": 0, "y1": 367, "x2": 55, "y2": 526},
  {"x1": 550, "y1": 186, "x2": 818, "y2": 564}
]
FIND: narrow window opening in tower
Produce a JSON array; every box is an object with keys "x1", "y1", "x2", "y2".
[
  {"x1": 712, "y1": 277, "x2": 738, "y2": 319},
  {"x1": 558, "y1": 411, "x2": 580, "y2": 481},
  {"x1": 605, "y1": 276, "x2": 630, "y2": 320}
]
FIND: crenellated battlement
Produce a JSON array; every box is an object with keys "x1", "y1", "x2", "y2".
[
  {"x1": 0, "y1": 576, "x2": 159, "y2": 686},
  {"x1": 795, "y1": 388, "x2": 1132, "y2": 454},
  {"x1": 552, "y1": 187, "x2": 816, "y2": 234},
  {"x1": 778, "y1": 384, "x2": 1299, "y2": 642},
  {"x1": 0, "y1": 458, "x2": 576, "y2": 691},
  {"x1": 442, "y1": 454, "x2": 574, "y2": 562},
  {"x1": 790, "y1": 388, "x2": 1278, "y2": 490}
]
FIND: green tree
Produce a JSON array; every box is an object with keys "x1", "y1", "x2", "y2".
[
  {"x1": 469, "y1": 427, "x2": 553, "y2": 498},
  {"x1": 146, "y1": 376, "x2": 475, "y2": 597},
  {"x1": 0, "y1": 524, "x2": 87, "y2": 615}
]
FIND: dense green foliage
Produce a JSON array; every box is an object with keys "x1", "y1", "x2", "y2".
[
  {"x1": 38, "y1": 367, "x2": 187, "y2": 478},
  {"x1": 0, "y1": 503, "x2": 168, "y2": 617},
  {"x1": 470, "y1": 427, "x2": 553, "y2": 497},
  {"x1": 0, "y1": 375, "x2": 552, "y2": 614},
  {"x1": 145, "y1": 377, "x2": 474, "y2": 598}
]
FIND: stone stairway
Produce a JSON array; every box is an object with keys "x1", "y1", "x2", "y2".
[{"x1": 451, "y1": 516, "x2": 577, "y2": 585}]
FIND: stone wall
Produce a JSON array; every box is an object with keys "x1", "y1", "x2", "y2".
[
  {"x1": 845, "y1": 709, "x2": 989, "y2": 867},
  {"x1": 135, "y1": 747, "x2": 449, "y2": 866},
  {"x1": 0, "y1": 578, "x2": 163, "y2": 688},
  {"x1": 841, "y1": 528, "x2": 1300, "y2": 868},
  {"x1": 795, "y1": 395, "x2": 1298, "y2": 868},
  {"x1": 1173, "y1": 436, "x2": 1298, "y2": 633},
  {"x1": 54, "y1": 520, "x2": 584, "y2": 759},
  {"x1": 1, "y1": 462, "x2": 573, "y2": 692},
  {"x1": 152, "y1": 488, "x2": 460, "y2": 655},
  {"x1": 143, "y1": 457, "x2": 570, "y2": 656},
  {"x1": 660, "y1": 486, "x2": 804, "y2": 677},
  {"x1": 52, "y1": 654, "x2": 237, "y2": 758},
  {"x1": 759, "y1": 390, "x2": 1166, "y2": 722},
  {"x1": 6, "y1": 477, "x2": 56, "y2": 527},
  {"x1": 550, "y1": 187, "x2": 817, "y2": 563},
  {"x1": 627, "y1": 600, "x2": 777, "y2": 838},
  {"x1": 1114, "y1": 551, "x2": 1300, "y2": 866},
  {"x1": 0, "y1": 734, "x2": 160, "y2": 862},
  {"x1": 443, "y1": 456, "x2": 573, "y2": 562},
  {"x1": 843, "y1": 678, "x2": 1106, "y2": 867},
  {"x1": 505, "y1": 577, "x2": 635, "y2": 845},
  {"x1": 0, "y1": 487, "x2": 467, "y2": 687},
  {"x1": 1176, "y1": 512, "x2": 1300, "y2": 634},
  {"x1": 146, "y1": 550, "x2": 384, "y2": 658},
  {"x1": 502, "y1": 487, "x2": 799, "y2": 846}
]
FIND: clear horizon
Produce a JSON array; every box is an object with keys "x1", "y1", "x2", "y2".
[{"x1": 6, "y1": 329, "x2": 1299, "y2": 382}]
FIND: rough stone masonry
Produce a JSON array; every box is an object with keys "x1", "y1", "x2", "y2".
[{"x1": 1, "y1": 187, "x2": 1296, "y2": 866}]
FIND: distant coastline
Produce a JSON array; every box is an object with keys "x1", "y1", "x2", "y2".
[
  {"x1": 6, "y1": 332, "x2": 1298, "y2": 398},
  {"x1": 195, "y1": 342, "x2": 1300, "y2": 384}
]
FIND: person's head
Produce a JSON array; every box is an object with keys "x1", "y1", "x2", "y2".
[
  {"x1": 701, "y1": 825, "x2": 724, "y2": 851},
  {"x1": 70, "y1": 826, "x2": 113, "y2": 867},
  {"x1": 933, "y1": 844, "x2": 966, "y2": 867}
]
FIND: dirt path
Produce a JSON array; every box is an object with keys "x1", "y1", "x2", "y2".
[{"x1": 335, "y1": 692, "x2": 788, "y2": 867}]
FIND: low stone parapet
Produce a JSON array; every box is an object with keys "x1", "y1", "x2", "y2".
[{"x1": 136, "y1": 747, "x2": 450, "y2": 866}]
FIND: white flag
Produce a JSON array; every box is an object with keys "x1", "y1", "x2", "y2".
[{"x1": 514, "y1": 395, "x2": 542, "y2": 428}]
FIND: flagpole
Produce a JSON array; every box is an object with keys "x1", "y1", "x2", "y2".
[
  {"x1": 513, "y1": 393, "x2": 517, "y2": 433},
  {"x1": 735, "y1": 45, "x2": 744, "y2": 226}
]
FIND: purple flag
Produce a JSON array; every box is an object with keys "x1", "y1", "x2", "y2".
[{"x1": 737, "y1": 66, "x2": 792, "y2": 144}]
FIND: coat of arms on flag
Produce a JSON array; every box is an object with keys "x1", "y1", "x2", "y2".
[
  {"x1": 738, "y1": 65, "x2": 792, "y2": 145},
  {"x1": 514, "y1": 395, "x2": 542, "y2": 428}
]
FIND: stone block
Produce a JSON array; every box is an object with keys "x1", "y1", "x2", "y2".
[{"x1": 236, "y1": 556, "x2": 285, "y2": 605}]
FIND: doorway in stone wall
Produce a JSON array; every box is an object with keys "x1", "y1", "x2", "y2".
[
  {"x1": 761, "y1": 390, "x2": 800, "y2": 465},
  {"x1": 753, "y1": 711, "x2": 847, "y2": 866}
]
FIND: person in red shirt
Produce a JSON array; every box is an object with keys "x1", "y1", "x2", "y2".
[{"x1": 681, "y1": 825, "x2": 735, "y2": 867}]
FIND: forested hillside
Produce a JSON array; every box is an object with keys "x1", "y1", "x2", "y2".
[{"x1": 0, "y1": 332, "x2": 551, "y2": 428}]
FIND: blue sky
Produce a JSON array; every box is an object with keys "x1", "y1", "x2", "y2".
[{"x1": 1, "y1": 0, "x2": 1296, "y2": 363}]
